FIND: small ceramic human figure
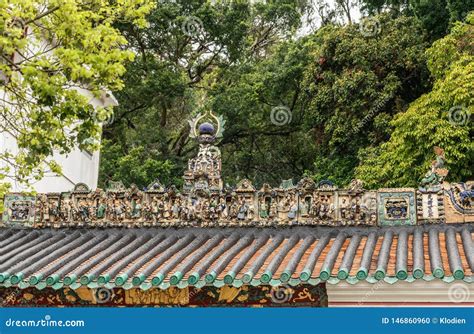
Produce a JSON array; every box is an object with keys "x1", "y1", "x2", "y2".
[
  {"x1": 172, "y1": 198, "x2": 180, "y2": 219},
  {"x1": 43, "y1": 201, "x2": 50, "y2": 222},
  {"x1": 299, "y1": 199, "x2": 308, "y2": 217},
  {"x1": 288, "y1": 197, "x2": 297, "y2": 220},
  {"x1": 61, "y1": 198, "x2": 71, "y2": 221},
  {"x1": 209, "y1": 198, "x2": 218, "y2": 220},
  {"x1": 132, "y1": 198, "x2": 142, "y2": 218},
  {"x1": 96, "y1": 198, "x2": 107, "y2": 219},
  {"x1": 247, "y1": 199, "x2": 255, "y2": 220},
  {"x1": 163, "y1": 200, "x2": 171, "y2": 219},
  {"x1": 259, "y1": 198, "x2": 269, "y2": 219},
  {"x1": 218, "y1": 198, "x2": 228, "y2": 219},
  {"x1": 237, "y1": 199, "x2": 248, "y2": 220}
]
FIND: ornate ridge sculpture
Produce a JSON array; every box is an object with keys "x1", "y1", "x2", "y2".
[{"x1": 1, "y1": 113, "x2": 473, "y2": 229}]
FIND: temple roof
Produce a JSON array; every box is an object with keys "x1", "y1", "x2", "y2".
[{"x1": 0, "y1": 223, "x2": 472, "y2": 290}]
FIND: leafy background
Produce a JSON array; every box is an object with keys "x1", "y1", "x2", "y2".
[{"x1": 99, "y1": 0, "x2": 473, "y2": 190}]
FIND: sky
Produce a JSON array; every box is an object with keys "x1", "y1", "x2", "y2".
[{"x1": 298, "y1": 0, "x2": 363, "y2": 36}]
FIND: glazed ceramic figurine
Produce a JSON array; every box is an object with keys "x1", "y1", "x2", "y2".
[
  {"x1": 259, "y1": 198, "x2": 269, "y2": 219},
  {"x1": 288, "y1": 197, "x2": 298, "y2": 220},
  {"x1": 96, "y1": 199, "x2": 107, "y2": 219},
  {"x1": 237, "y1": 199, "x2": 248, "y2": 220},
  {"x1": 420, "y1": 146, "x2": 449, "y2": 189},
  {"x1": 132, "y1": 198, "x2": 142, "y2": 219}
]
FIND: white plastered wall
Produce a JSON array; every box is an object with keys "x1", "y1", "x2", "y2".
[{"x1": 327, "y1": 280, "x2": 474, "y2": 307}]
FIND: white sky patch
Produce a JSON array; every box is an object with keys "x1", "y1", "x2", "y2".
[{"x1": 298, "y1": 0, "x2": 363, "y2": 36}]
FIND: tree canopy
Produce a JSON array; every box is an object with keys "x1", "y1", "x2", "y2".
[
  {"x1": 0, "y1": 0, "x2": 153, "y2": 184},
  {"x1": 356, "y1": 13, "x2": 474, "y2": 187}
]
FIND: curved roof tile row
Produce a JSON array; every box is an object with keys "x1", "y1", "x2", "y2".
[{"x1": 0, "y1": 224, "x2": 472, "y2": 290}]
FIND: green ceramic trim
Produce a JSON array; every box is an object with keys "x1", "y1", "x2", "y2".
[
  {"x1": 413, "y1": 268, "x2": 424, "y2": 279},
  {"x1": 242, "y1": 271, "x2": 253, "y2": 283},
  {"x1": 151, "y1": 273, "x2": 164, "y2": 286},
  {"x1": 205, "y1": 271, "x2": 217, "y2": 283},
  {"x1": 170, "y1": 272, "x2": 183, "y2": 285},
  {"x1": 52, "y1": 282, "x2": 63, "y2": 290},
  {"x1": 98, "y1": 274, "x2": 110, "y2": 285},
  {"x1": 36, "y1": 281, "x2": 47, "y2": 290},
  {"x1": 132, "y1": 274, "x2": 146, "y2": 286},
  {"x1": 299, "y1": 269, "x2": 311, "y2": 282},
  {"x1": 260, "y1": 271, "x2": 272, "y2": 283},
  {"x1": 433, "y1": 268, "x2": 444, "y2": 279},
  {"x1": 86, "y1": 282, "x2": 97, "y2": 289},
  {"x1": 442, "y1": 276, "x2": 455, "y2": 283},
  {"x1": 80, "y1": 274, "x2": 94, "y2": 285},
  {"x1": 115, "y1": 273, "x2": 128, "y2": 286},
  {"x1": 232, "y1": 279, "x2": 243, "y2": 288},
  {"x1": 46, "y1": 274, "x2": 60, "y2": 286},
  {"x1": 396, "y1": 269, "x2": 408, "y2": 280},
  {"x1": 319, "y1": 268, "x2": 330, "y2": 281},
  {"x1": 346, "y1": 276, "x2": 359, "y2": 285},
  {"x1": 18, "y1": 281, "x2": 29, "y2": 289},
  {"x1": 453, "y1": 269, "x2": 464, "y2": 280},
  {"x1": 327, "y1": 277, "x2": 339, "y2": 284},
  {"x1": 384, "y1": 277, "x2": 398, "y2": 284},
  {"x1": 29, "y1": 274, "x2": 43, "y2": 285},
  {"x1": 3, "y1": 270, "x2": 473, "y2": 290},
  {"x1": 10, "y1": 272, "x2": 24, "y2": 284},
  {"x1": 214, "y1": 280, "x2": 225, "y2": 288},
  {"x1": 356, "y1": 268, "x2": 368, "y2": 280},
  {"x1": 280, "y1": 270, "x2": 291, "y2": 282},
  {"x1": 269, "y1": 279, "x2": 280, "y2": 286},
  {"x1": 337, "y1": 269, "x2": 349, "y2": 280},
  {"x1": 0, "y1": 272, "x2": 10, "y2": 283},
  {"x1": 223, "y1": 271, "x2": 235, "y2": 285},
  {"x1": 374, "y1": 268, "x2": 385, "y2": 280},
  {"x1": 187, "y1": 272, "x2": 200, "y2": 285}
]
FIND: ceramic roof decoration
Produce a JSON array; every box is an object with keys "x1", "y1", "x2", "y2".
[{"x1": 0, "y1": 112, "x2": 473, "y2": 292}]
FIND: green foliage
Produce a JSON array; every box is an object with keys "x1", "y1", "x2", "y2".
[
  {"x1": 0, "y1": 0, "x2": 153, "y2": 188},
  {"x1": 99, "y1": 140, "x2": 175, "y2": 189},
  {"x1": 303, "y1": 14, "x2": 429, "y2": 186},
  {"x1": 0, "y1": 175, "x2": 10, "y2": 214},
  {"x1": 100, "y1": 0, "x2": 305, "y2": 188},
  {"x1": 100, "y1": 3, "x2": 473, "y2": 190},
  {"x1": 356, "y1": 13, "x2": 474, "y2": 188},
  {"x1": 359, "y1": 0, "x2": 474, "y2": 41}
]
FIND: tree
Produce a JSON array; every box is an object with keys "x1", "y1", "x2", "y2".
[
  {"x1": 356, "y1": 13, "x2": 474, "y2": 188},
  {"x1": 303, "y1": 14, "x2": 429, "y2": 186},
  {"x1": 358, "y1": 0, "x2": 474, "y2": 41},
  {"x1": 0, "y1": 0, "x2": 153, "y2": 196},
  {"x1": 99, "y1": 0, "x2": 305, "y2": 188}
]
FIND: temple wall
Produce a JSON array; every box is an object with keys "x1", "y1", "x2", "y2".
[{"x1": 0, "y1": 284, "x2": 327, "y2": 307}]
